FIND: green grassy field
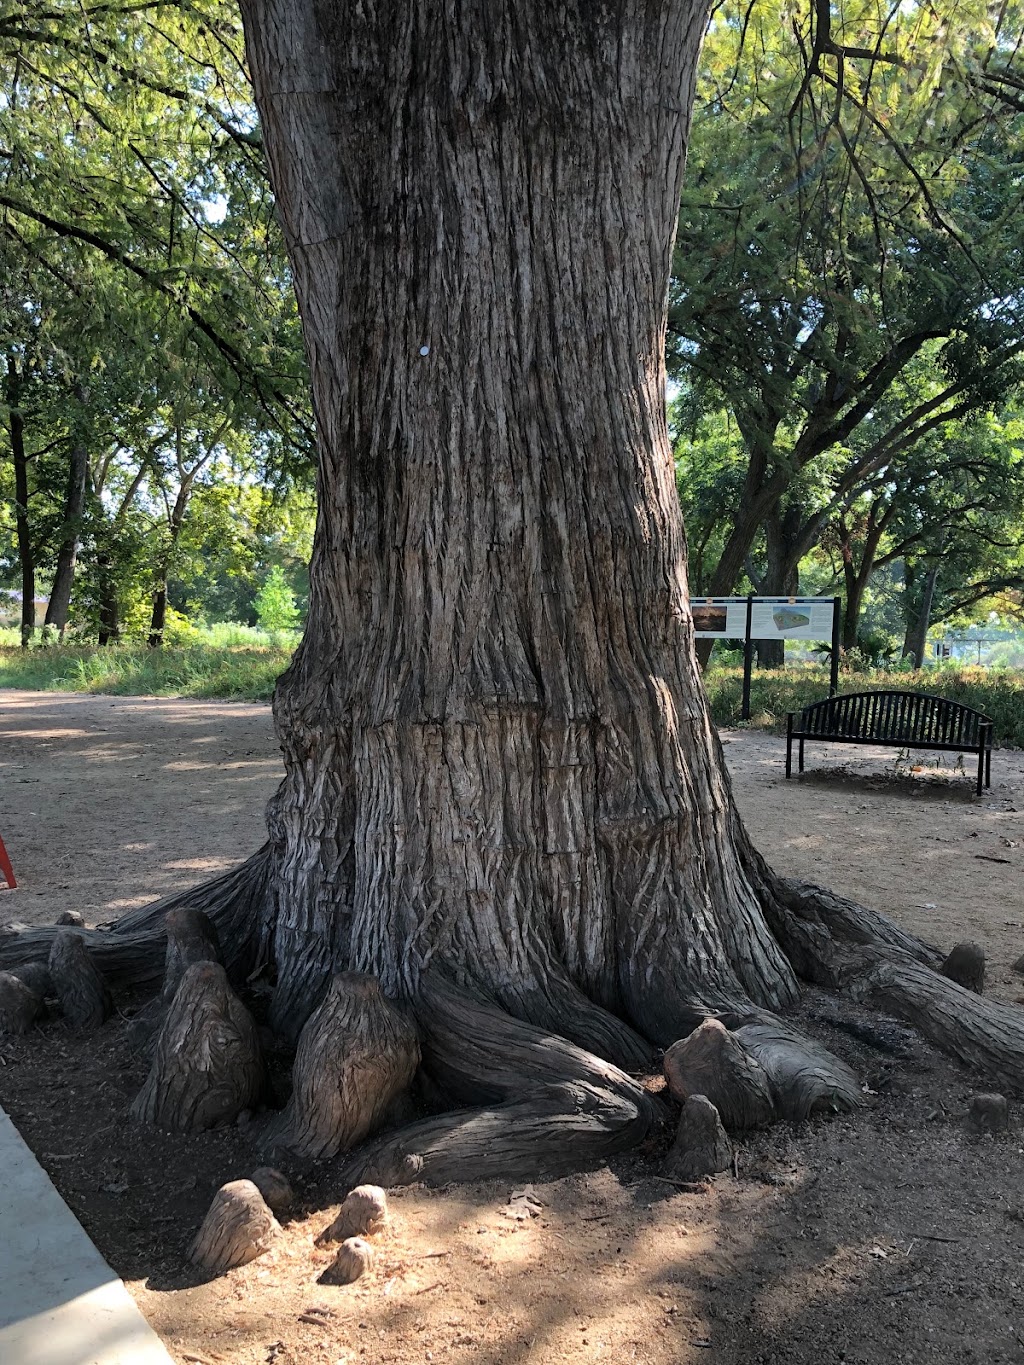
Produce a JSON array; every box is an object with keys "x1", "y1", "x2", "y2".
[
  {"x1": 1, "y1": 646, "x2": 1020, "y2": 746},
  {"x1": 704, "y1": 666, "x2": 1024, "y2": 748},
  {"x1": 0, "y1": 644, "x2": 294, "y2": 700}
]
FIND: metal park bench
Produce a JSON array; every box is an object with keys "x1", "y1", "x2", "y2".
[{"x1": 785, "y1": 690, "x2": 994, "y2": 795}]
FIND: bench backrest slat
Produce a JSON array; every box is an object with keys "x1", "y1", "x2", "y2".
[{"x1": 794, "y1": 690, "x2": 990, "y2": 746}]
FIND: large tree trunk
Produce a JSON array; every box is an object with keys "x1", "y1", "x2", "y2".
[
  {"x1": 7, "y1": 356, "x2": 36, "y2": 648},
  {"x1": 241, "y1": 0, "x2": 799, "y2": 1057},
  {"x1": 9, "y1": 0, "x2": 1024, "y2": 1194},
  {"x1": 44, "y1": 437, "x2": 88, "y2": 637}
]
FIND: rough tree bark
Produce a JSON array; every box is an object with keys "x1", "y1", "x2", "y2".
[
  {"x1": 754, "y1": 505, "x2": 803, "y2": 667},
  {"x1": 901, "y1": 561, "x2": 940, "y2": 667},
  {"x1": 5, "y1": 0, "x2": 1024, "y2": 1187},
  {"x1": 241, "y1": 0, "x2": 799, "y2": 1064}
]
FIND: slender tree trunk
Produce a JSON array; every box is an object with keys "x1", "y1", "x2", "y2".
[
  {"x1": 97, "y1": 553, "x2": 120, "y2": 647},
  {"x1": 6, "y1": 357, "x2": 35, "y2": 648},
  {"x1": 755, "y1": 506, "x2": 801, "y2": 668},
  {"x1": 149, "y1": 479, "x2": 192, "y2": 648},
  {"x1": 44, "y1": 434, "x2": 88, "y2": 637},
  {"x1": 839, "y1": 506, "x2": 893, "y2": 653},
  {"x1": 902, "y1": 563, "x2": 939, "y2": 668},
  {"x1": 242, "y1": 0, "x2": 799, "y2": 1052}
]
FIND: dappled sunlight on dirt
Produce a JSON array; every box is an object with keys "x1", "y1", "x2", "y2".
[{"x1": 2, "y1": 696, "x2": 1024, "y2": 1363}]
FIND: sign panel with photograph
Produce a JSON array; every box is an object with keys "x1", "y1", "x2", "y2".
[{"x1": 690, "y1": 597, "x2": 749, "y2": 638}]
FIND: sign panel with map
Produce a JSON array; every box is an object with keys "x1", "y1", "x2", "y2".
[{"x1": 749, "y1": 597, "x2": 837, "y2": 641}]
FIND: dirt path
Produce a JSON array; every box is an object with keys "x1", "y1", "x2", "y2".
[
  {"x1": 3, "y1": 690, "x2": 1021, "y2": 996},
  {"x1": 2, "y1": 691, "x2": 1024, "y2": 1365},
  {"x1": 0, "y1": 692, "x2": 279, "y2": 924}
]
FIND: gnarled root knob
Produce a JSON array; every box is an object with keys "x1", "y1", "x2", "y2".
[
  {"x1": 320, "y1": 1185, "x2": 388, "y2": 1243},
  {"x1": 131, "y1": 962, "x2": 264, "y2": 1131},
  {"x1": 0, "y1": 971, "x2": 42, "y2": 1035},
  {"x1": 940, "y1": 941, "x2": 985, "y2": 994},
  {"x1": 188, "y1": 1179, "x2": 280, "y2": 1274},
  {"x1": 268, "y1": 972, "x2": 419, "y2": 1162},
  {"x1": 48, "y1": 930, "x2": 111, "y2": 1029},
  {"x1": 249, "y1": 1167, "x2": 294, "y2": 1216},
  {"x1": 968, "y1": 1092, "x2": 1008, "y2": 1133},
  {"x1": 664, "y1": 1019, "x2": 775, "y2": 1130},
  {"x1": 320, "y1": 1236, "x2": 375, "y2": 1285},
  {"x1": 162, "y1": 907, "x2": 223, "y2": 1002},
  {"x1": 664, "y1": 1094, "x2": 733, "y2": 1182}
]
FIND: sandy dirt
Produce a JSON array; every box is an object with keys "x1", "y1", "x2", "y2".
[{"x1": 1, "y1": 690, "x2": 1024, "y2": 1365}]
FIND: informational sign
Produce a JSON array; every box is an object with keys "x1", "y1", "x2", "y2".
[
  {"x1": 692, "y1": 594, "x2": 842, "y2": 720},
  {"x1": 749, "y1": 597, "x2": 837, "y2": 641},
  {"x1": 691, "y1": 598, "x2": 749, "y2": 638},
  {"x1": 692, "y1": 596, "x2": 835, "y2": 640}
]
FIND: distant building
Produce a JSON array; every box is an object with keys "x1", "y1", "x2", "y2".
[{"x1": 0, "y1": 590, "x2": 49, "y2": 627}]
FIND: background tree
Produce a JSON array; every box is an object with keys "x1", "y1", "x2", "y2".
[
  {"x1": 0, "y1": 0, "x2": 313, "y2": 642},
  {"x1": 670, "y1": 0, "x2": 1024, "y2": 660},
  {"x1": 253, "y1": 564, "x2": 299, "y2": 636}
]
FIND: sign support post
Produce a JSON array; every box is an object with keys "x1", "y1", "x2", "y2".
[
  {"x1": 741, "y1": 594, "x2": 754, "y2": 722},
  {"x1": 830, "y1": 596, "x2": 841, "y2": 697}
]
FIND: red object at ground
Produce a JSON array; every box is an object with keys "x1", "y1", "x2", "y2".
[{"x1": 0, "y1": 836, "x2": 16, "y2": 889}]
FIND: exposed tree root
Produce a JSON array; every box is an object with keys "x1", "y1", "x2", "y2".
[
  {"x1": 841, "y1": 948, "x2": 1024, "y2": 1091},
  {"x1": 732, "y1": 1022, "x2": 862, "y2": 1119},
  {"x1": 336, "y1": 975, "x2": 658, "y2": 1187},
  {"x1": 6, "y1": 820, "x2": 1024, "y2": 1196},
  {"x1": 760, "y1": 874, "x2": 945, "y2": 982},
  {"x1": 0, "y1": 845, "x2": 273, "y2": 988},
  {"x1": 763, "y1": 874, "x2": 1024, "y2": 1094}
]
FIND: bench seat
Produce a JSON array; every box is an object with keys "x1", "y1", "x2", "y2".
[{"x1": 786, "y1": 690, "x2": 993, "y2": 795}]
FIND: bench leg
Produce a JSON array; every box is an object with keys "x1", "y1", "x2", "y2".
[
  {"x1": 977, "y1": 746, "x2": 984, "y2": 797},
  {"x1": 986, "y1": 745, "x2": 992, "y2": 789},
  {"x1": 799, "y1": 738, "x2": 805, "y2": 774},
  {"x1": 786, "y1": 734, "x2": 792, "y2": 779}
]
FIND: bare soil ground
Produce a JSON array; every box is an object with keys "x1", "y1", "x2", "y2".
[{"x1": 1, "y1": 691, "x2": 1023, "y2": 1365}]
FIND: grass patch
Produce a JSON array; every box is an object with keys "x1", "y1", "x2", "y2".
[
  {"x1": 0, "y1": 644, "x2": 294, "y2": 700},
  {"x1": 705, "y1": 666, "x2": 1024, "y2": 748}
]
